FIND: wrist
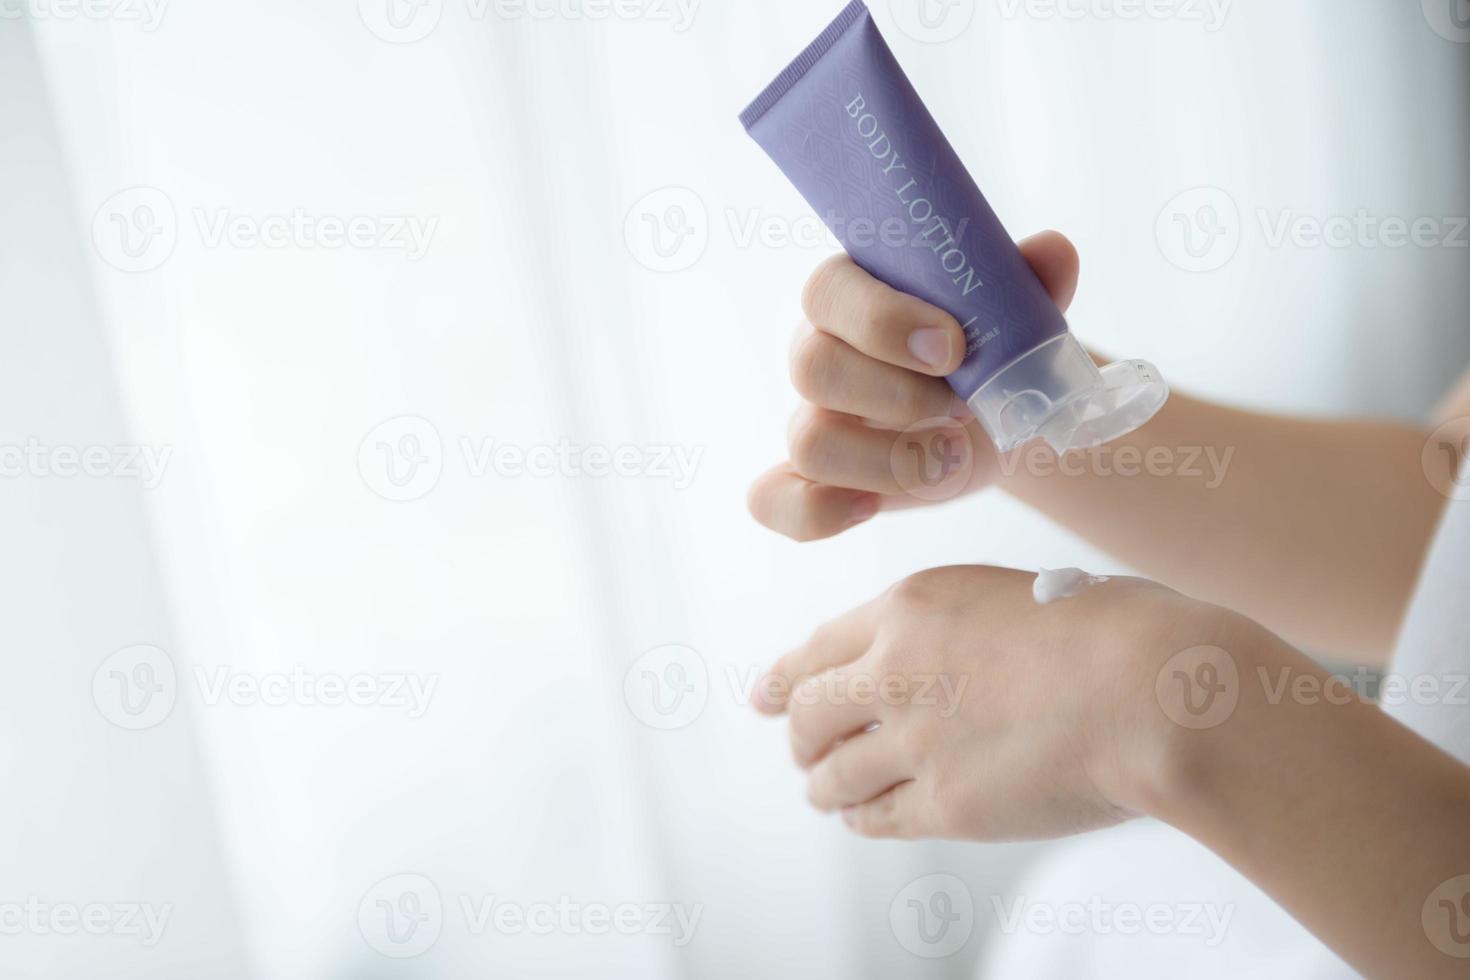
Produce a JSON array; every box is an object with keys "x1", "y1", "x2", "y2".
[{"x1": 1103, "y1": 601, "x2": 1269, "y2": 822}]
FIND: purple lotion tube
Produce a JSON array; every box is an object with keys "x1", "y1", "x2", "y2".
[{"x1": 739, "y1": 0, "x2": 1167, "y2": 453}]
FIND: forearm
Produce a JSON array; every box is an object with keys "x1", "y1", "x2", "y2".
[
  {"x1": 995, "y1": 391, "x2": 1447, "y2": 661},
  {"x1": 1134, "y1": 624, "x2": 1470, "y2": 979}
]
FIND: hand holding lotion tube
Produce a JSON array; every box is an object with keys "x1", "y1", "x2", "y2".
[{"x1": 739, "y1": 0, "x2": 1168, "y2": 453}]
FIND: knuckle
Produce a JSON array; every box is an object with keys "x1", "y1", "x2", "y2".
[
  {"x1": 805, "y1": 774, "x2": 825, "y2": 810},
  {"x1": 851, "y1": 289, "x2": 900, "y2": 351},
  {"x1": 868, "y1": 638, "x2": 907, "y2": 679},
  {"x1": 853, "y1": 814, "x2": 890, "y2": 839},
  {"x1": 787, "y1": 410, "x2": 837, "y2": 480},
  {"x1": 807, "y1": 620, "x2": 841, "y2": 654},
  {"x1": 889, "y1": 566, "x2": 964, "y2": 611},
  {"x1": 808, "y1": 761, "x2": 844, "y2": 812},
  {"x1": 763, "y1": 652, "x2": 794, "y2": 692},
  {"x1": 754, "y1": 478, "x2": 835, "y2": 544},
  {"x1": 803, "y1": 484, "x2": 872, "y2": 542},
  {"x1": 789, "y1": 331, "x2": 842, "y2": 404},
  {"x1": 824, "y1": 753, "x2": 851, "y2": 798},
  {"x1": 895, "y1": 378, "x2": 932, "y2": 422},
  {"x1": 787, "y1": 708, "x2": 817, "y2": 764},
  {"x1": 861, "y1": 793, "x2": 900, "y2": 838},
  {"x1": 899, "y1": 718, "x2": 936, "y2": 762},
  {"x1": 788, "y1": 726, "x2": 809, "y2": 768},
  {"x1": 800, "y1": 257, "x2": 848, "y2": 324},
  {"x1": 887, "y1": 570, "x2": 938, "y2": 610},
  {"x1": 745, "y1": 478, "x2": 776, "y2": 527},
  {"x1": 925, "y1": 781, "x2": 961, "y2": 839},
  {"x1": 905, "y1": 380, "x2": 956, "y2": 424}
]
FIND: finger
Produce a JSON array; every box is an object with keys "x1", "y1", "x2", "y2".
[
  {"x1": 805, "y1": 726, "x2": 912, "y2": 811},
  {"x1": 1017, "y1": 230, "x2": 1080, "y2": 313},
  {"x1": 801, "y1": 255, "x2": 965, "y2": 377},
  {"x1": 755, "y1": 601, "x2": 880, "y2": 715},
  {"x1": 788, "y1": 405, "x2": 976, "y2": 495},
  {"x1": 747, "y1": 462, "x2": 880, "y2": 543},
  {"x1": 788, "y1": 665, "x2": 886, "y2": 767},
  {"x1": 841, "y1": 779, "x2": 926, "y2": 840},
  {"x1": 790, "y1": 321, "x2": 963, "y2": 428}
]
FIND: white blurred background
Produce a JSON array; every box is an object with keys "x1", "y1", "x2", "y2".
[{"x1": 2, "y1": 1, "x2": 1467, "y2": 977}]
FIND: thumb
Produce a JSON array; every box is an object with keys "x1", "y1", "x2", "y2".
[{"x1": 1017, "y1": 230, "x2": 1081, "y2": 313}]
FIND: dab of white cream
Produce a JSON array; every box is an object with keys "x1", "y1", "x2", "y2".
[{"x1": 1033, "y1": 567, "x2": 1110, "y2": 605}]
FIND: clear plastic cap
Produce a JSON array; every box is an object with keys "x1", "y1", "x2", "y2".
[{"x1": 967, "y1": 334, "x2": 1169, "y2": 454}]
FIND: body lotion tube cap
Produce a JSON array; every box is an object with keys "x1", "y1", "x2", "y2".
[{"x1": 966, "y1": 333, "x2": 1168, "y2": 454}]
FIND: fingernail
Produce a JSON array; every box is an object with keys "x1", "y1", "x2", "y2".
[
  {"x1": 848, "y1": 495, "x2": 879, "y2": 525},
  {"x1": 907, "y1": 328, "x2": 953, "y2": 370}
]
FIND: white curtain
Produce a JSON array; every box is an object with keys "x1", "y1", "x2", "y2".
[{"x1": 5, "y1": 2, "x2": 1467, "y2": 977}]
